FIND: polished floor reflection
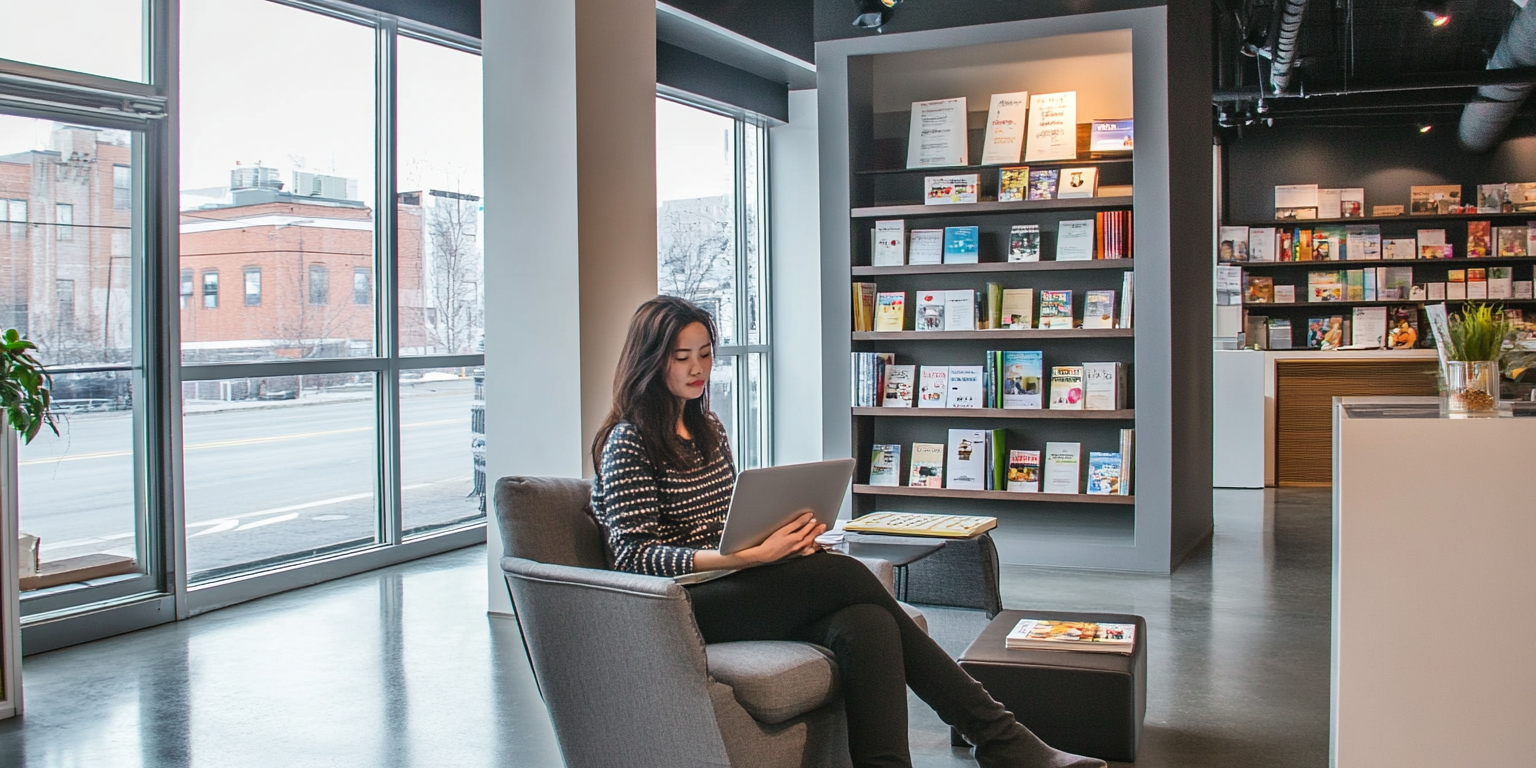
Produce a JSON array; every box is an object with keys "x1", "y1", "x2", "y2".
[{"x1": 0, "y1": 489, "x2": 1329, "y2": 768}]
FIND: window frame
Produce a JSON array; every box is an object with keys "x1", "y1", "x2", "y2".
[
  {"x1": 655, "y1": 92, "x2": 773, "y2": 470},
  {"x1": 307, "y1": 263, "x2": 329, "y2": 305},
  {"x1": 201, "y1": 269, "x2": 218, "y2": 309},
  {"x1": 243, "y1": 266, "x2": 261, "y2": 306},
  {"x1": 55, "y1": 202, "x2": 72, "y2": 241}
]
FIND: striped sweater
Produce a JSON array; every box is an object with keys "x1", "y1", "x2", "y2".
[{"x1": 590, "y1": 419, "x2": 735, "y2": 576}]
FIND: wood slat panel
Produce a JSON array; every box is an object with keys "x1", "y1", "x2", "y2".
[{"x1": 1275, "y1": 360, "x2": 1439, "y2": 486}]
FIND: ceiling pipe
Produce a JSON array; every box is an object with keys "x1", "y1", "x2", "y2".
[
  {"x1": 1214, "y1": 67, "x2": 1536, "y2": 102},
  {"x1": 1268, "y1": 0, "x2": 1309, "y2": 93},
  {"x1": 1458, "y1": 1, "x2": 1536, "y2": 151}
]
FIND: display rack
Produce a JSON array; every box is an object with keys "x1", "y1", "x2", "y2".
[{"x1": 817, "y1": 8, "x2": 1212, "y2": 572}]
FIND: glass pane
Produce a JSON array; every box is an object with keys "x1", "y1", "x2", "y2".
[
  {"x1": 400, "y1": 368, "x2": 485, "y2": 536},
  {"x1": 709, "y1": 354, "x2": 738, "y2": 457},
  {"x1": 182, "y1": 373, "x2": 379, "y2": 582},
  {"x1": 180, "y1": 0, "x2": 377, "y2": 363},
  {"x1": 745, "y1": 352, "x2": 768, "y2": 470},
  {"x1": 397, "y1": 37, "x2": 484, "y2": 356},
  {"x1": 17, "y1": 372, "x2": 142, "y2": 592},
  {"x1": 744, "y1": 122, "x2": 767, "y2": 347},
  {"x1": 0, "y1": 0, "x2": 146, "y2": 82},
  {"x1": 656, "y1": 98, "x2": 737, "y2": 345}
]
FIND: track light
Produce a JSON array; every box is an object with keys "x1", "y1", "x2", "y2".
[
  {"x1": 852, "y1": 0, "x2": 901, "y2": 29},
  {"x1": 1417, "y1": 0, "x2": 1451, "y2": 27}
]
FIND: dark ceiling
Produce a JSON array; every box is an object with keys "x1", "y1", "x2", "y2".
[{"x1": 1216, "y1": 0, "x2": 1534, "y2": 123}]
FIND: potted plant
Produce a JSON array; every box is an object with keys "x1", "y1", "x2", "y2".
[
  {"x1": 1, "y1": 329, "x2": 56, "y2": 720},
  {"x1": 1441, "y1": 304, "x2": 1513, "y2": 414}
]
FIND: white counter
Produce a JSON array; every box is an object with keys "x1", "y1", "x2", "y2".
[
  {"x1": 1213, "y1": 349, "x2": 1437, "y2": 487},
  {"x1": 1331, "y1": 396, "x2": 1536, "y2": 767}
]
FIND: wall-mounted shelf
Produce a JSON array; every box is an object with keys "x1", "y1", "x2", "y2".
[
  {"x1": 853, "y1": 407, "x2": 1134, "y2": 419},
  {"x1": 855, "y1": 157, "x2": 1134, "y2": 176},
  {"x1": 1224, "y1": 255, "x2": 1536, "y2": 269},
  {"x1": 852, "y1": 260, "x2": 1133, "y2": 277},
  {"x1": 853, "y1": 329, "x2": 1133, "y2": 341},
  {"x1": 852, "y1": 196, "x2": 1133, "y2": 219},
  {"x1": 1243, "y1": 298, "x2": 1536, "y2": 309},
  {"x1": 853, "y1": 484, "x2": 1135, "y2": 505},
  {"x1": 1234, "y1": 212, "x2": 1536, "y2": 226}
]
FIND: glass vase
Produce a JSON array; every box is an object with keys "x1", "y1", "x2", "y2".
[{"x1": 1442, "y1": 360, "x2": 1501, "y2": 414}]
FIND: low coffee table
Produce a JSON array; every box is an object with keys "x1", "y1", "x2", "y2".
[{"x1": 954, "y1": 609, "x2": 1147, "y2": 763}]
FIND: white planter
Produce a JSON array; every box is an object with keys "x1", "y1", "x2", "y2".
[{"x1": 1, "y1": 428, "x2": 21, "y2": 719}]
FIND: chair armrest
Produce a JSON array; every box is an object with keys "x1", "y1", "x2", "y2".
[
  {"x1": 500, "y1": 557, "x2": 732, "y2": 768},
  {"x1": 850, "y1": 555, "x2": 896, "y2": 596}
]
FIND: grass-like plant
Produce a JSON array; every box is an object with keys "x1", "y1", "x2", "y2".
[
  {"x1": 0, "y1": 329, "x2": 57, "y2": 443},
  {"x1": 1445, "y1": 303, "x2": 1513, "y2": 362}
]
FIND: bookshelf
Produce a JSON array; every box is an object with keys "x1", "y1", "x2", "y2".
[{"x1": 818, "y1": 10, "x2": 1212, "y2": 572}]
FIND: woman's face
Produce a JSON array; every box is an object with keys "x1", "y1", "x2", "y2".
[{"x1": 666, "y1": 321, "x2": 713, "y2": 401}]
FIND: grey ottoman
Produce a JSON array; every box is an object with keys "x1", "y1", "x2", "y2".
[{"x1": 953, "y1": 609, "x2": 1147, "y2": 763}]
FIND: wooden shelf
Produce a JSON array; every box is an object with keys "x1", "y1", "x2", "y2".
[
  {"x1": 1234, "y1": 212, "x2": 1536, "y2": 226},
  {"x1": 852, "y1": 196, "x2": 1133, "y2": 219},
  {"x1": 854, "y1": 157, "x2": 1134, "y2": 176},
  {"x1": 1225, "y1": 255, "x2": 1536, "y2": 269},
  {"x1": 852, "y1": 260, "x2": 1133, "y2": 276},
  {"x1": 1244, "y1": 298, "x2": 1536, "y2": 309},
  {"x1": 854, "y1": 484, "x2": 1135, "y2": 505},
  {"x1": 853, "y1": 329, "x2": 1133, "y2": 341},
  {"x1": 854, "y1": 407, "x2": 1134, "y2": 419}
]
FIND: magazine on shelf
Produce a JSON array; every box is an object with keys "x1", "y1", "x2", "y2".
[
  {"x1": 1001, "y1": 351, "x2": 1044, "y2": 409},
  {"x1": 875, "y1": 292, "x2": 905, "y2": 332},
  {"x1": 999, "y1": 167, "x2": 1030, "y2": 203},
  {"x1": 1008, "y1": 224, "x2": 1042, "y2": 262},
  {"x1": 918, "y1": 366, "x2": 949, "y2": 408},
  {"x1": 1000, "y1": 288, "x2": 1035, "y2": 329},
  {"x1": 907, "y1": 97, "x2": 968, "y2": 168},
  {"x1": 908, "y1": 229, "x2": 944, "y2": 265},
  {"x1": 1006, "y1": 450, "x2": 1041, "y2": 492},
  {"x1": 868, "y1": 444, "x2": 901, "y2": 486},
  {"x1": 945, "y1": 429, "x2": 989, "y2": 490},
  {"x1": 924, "y1": 174, "x2": 981, "y2": 205},
  {"x1": 881, "y1": 365, "x2": 916, "y2": 407},
  {"x1": 1086, "y1": 452, "x2": 1122, "y2": 495},
  {"x1": 909, "y1": 443, "x2": 945, "y2": 487},
  {"x1": 981, "y1": 92, "x2": 1030, "y2": 165},
  {"x1": 1042, "y1": 442, "x2": 1081, "y2": 494},
  {"x1": 873, "y1": 220, "x2": 906, "y2": 266},
  {"x1": 1049, "y1": 366, "x2": 1085, "y2": 410},
  {"x1": 1024, "y1": 91, "x2": 1077, "y2": 162}
]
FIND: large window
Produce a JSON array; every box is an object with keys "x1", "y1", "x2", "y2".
[
  {"x1": 656, "y1": 97, "x2": 771, "y2": 468},
  {"x1": 0, "y1": 0, "x2": 148, "y2": 82},
  {"x1": 178, "y1": 1, "x2": 485, "y2": 584}
]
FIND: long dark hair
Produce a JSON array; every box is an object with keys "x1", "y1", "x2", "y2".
[{"x1": 591, "y1": 296, "x2": 723, "y2": 475}]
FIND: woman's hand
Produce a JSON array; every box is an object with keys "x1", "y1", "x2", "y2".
[{"x1": 693, "y1": 511, "x2": 826, "y2": 572}]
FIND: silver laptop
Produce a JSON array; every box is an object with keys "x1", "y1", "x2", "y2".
[{"x1": 673, "y1": 458, "x2": 855, "y2": 585}]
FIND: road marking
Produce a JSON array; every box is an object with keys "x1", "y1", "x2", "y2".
[
  {"x1": 20, "y1": 417, "x2": 472, "y2": 465},
  {"x1": 189, "y1": 519, "x2": 239, "y2": 537},
  {"x1": 236, "y1": 512, "x2": 299, "y2": 531}
]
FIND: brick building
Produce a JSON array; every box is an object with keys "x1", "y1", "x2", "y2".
[{"x1": 0, "y1": 122, "x2": 483, "y2": 368}]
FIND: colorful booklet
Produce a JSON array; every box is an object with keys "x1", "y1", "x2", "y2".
[
  {"x1": 946, "y1": 428, "x2": 989, "y2": 490},
  {"x1": 1038, "y1": 290, "x2": 1073, "y2": 329},
  {"x1": 918, "y1": 366, "x2": 949, "y2": 408},
  {"x1": 908, "y1": 443, "x2": 945, "y2": 487},
  {"x1": 1000, "y1": 288, "x2": 1035, "y2": 329},
  {"x1": 1083, "y1": 290, "x2": 1116, "y2": 328},
  {"x1": 880, "y1": 364, "x2": 915, "y2": 407},
  {"x1": 943, "y1": 225, "x2": 980, "y2": 264},
  {"x1": 875, "y1": 292, "x2": 905, "y2": 331},
  {"x1": 1008, "y1": 224, "x2": 1041, "y2": 262},
  {"x1": 1086, "y1": 452, "x2": 1122, "y2": 495},
  {"x1": 1027, "y1": 168, "x2": 1058, "y2": 200},
  {"x1": 998, "y1": 167, "x2": 1030, "y2": 203},
  {"x1": 915, "y1": 291, "x2": 946, "y2": 331},
  {"x1": 1001, "y1": 351, "x2": 1043, "y2": 409},
  {"x1": 1049, "y1": 366, "x2": 1084, "y2": 410},
  {"x1": 873, "y1": 220, "x2": 906, "y2": 266},
  {"x1": 1006, "y1": 450, "x2": 1040, "y2": 492},
  {"x1": 868, "y1": 444, "x2": 901, "y2": 486}
]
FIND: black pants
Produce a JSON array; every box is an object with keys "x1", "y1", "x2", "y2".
[{"x1": 687, "y1": 551, "x2": 1016, "y2": 768}]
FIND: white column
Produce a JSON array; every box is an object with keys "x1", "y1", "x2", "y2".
[
  {"x1": 769, "y1": 89, "x2": 822, "y2": 465},
  {"x1": 482, "y1": 0, "x2": 657, "y2": 614}
]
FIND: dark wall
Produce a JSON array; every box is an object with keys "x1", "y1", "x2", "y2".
[
  {"x1": 348, "y1": 0, "x2": 479, "y2": 38},
  {"x1": 665, "y1": 0, "x2": 815, "y2": 62},
  {"x1": 814, "y1": 0, "x2": 1161, "y2": 42},
  {"x1": 1223, "y1": 120, "x2": 1536, "y2": 223},
  {"x1": 658, "y1": 42, "x2": 789, "y2": 122}
]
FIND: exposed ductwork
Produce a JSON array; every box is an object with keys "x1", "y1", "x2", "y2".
[
  {"x1": 1459, "y1": 1, "x2": 1536, "y2": 151},
  {"x1": 1268, "y1": 0, "x2": 1309, "y2": 93}
]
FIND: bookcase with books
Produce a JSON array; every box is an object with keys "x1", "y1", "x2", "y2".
[
  {"x1": 818, "y1": 8, "x2": 1213, "y2": 573},
  {"x1": 1218, "y1": 127, "x2": 1536, "y2": 351}
]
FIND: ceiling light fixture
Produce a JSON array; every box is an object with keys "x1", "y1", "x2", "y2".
[
  {"x1": 1417, "y1": 0, "x2": 1451, "y2": 27},
  {"x1": 1419, "y1": 124, "x2": 1434, "y2": 133},
  {"x1": 852, "y1": 0, "x2": 901, "y2": 30}
]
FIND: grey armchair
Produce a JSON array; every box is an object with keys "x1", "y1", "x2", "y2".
[{"x1": 495, "y1": 476, "x2": 926, "y2": 768}]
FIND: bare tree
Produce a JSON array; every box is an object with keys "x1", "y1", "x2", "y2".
[
  {"x1": 424, "y1": 194, "x2": 482, "y2": 355},
  {"x1": 658, "y1": 198, "x2": 734, "y2": 310}
]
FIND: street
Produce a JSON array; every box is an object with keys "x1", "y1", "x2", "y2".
[{"x1": 18, "y1": 378, "x2": 482, "y2": 581}]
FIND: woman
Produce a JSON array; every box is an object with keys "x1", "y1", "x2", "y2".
[{"x1": 590, "y1": 296, "x2": 1105, "y2": 768}]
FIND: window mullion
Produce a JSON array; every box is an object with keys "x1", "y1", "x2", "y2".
[{"x1": 376, "y1": 17, "x2": 403, "y2": 546}]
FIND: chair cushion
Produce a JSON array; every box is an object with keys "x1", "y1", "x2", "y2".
[{"x1": 705, "y1": 641, "x2": 839, "y2": 725}]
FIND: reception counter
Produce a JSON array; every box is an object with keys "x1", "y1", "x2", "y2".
[{"x1": 1331, "y1": 397, "x2": 1536, "y2": 767}]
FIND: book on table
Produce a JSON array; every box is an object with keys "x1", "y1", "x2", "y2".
[
  {"x1": 1005, "y1": 618, "x2": 1136, "y2": 653},
  {"x1": 844, "y1": 512, "x2": 998, "y2": 538}
]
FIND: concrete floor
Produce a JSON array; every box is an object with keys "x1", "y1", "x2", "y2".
[{"x1": 0, "y1": 488, "x2": 1329, "y2": 767}]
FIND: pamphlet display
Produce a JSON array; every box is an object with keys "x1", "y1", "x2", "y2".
[
  {"x1": 980, "y1": 91, "x2": 1030, "y2": 165},
  {"x1": 1024, "y1": 92, "x2": 1077, "y2": 162},
  {"x1": 906, "y1": 97, "x2": 968, "y2": 168}
]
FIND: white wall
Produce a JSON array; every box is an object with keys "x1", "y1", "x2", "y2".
[
  {"x1": 769, "y1": 89, "x2": 823, "y2": 466},
  {"x1": 482, "y1": 0, "x2": 656, "y2": 615}
]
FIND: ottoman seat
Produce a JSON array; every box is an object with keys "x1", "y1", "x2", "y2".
[{"x1": 957, "y1": 609, "x2": 1147, "y2": 763}]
